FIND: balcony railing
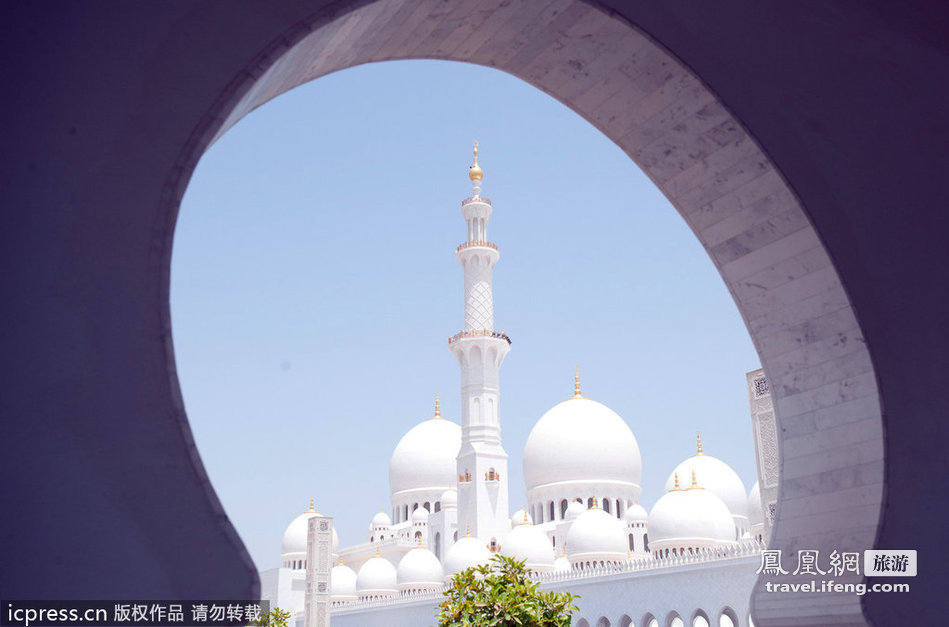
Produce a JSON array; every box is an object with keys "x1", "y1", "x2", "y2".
[
  {"x1": 456, "y1": 240, "x2": 498, "y2": 253},
  {"x1": 448, "y1": 329, "x2": 512, "y2": 345},
  {"x1": 461, "y1": 196, "x2": 491, "y2": 207}
]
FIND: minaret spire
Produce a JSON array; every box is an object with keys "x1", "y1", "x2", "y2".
[{"x1": 449, "y1": 142, "x2": 511, "y2": 542}]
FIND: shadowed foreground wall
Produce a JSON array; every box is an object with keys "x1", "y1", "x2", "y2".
[{"x1": 0, "y1": 2, "x2": 946, "y2": 625}]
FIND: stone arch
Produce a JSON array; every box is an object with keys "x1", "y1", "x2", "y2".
[
  {"x1": 619, "y1": 616, "x2": 633, "y2": 627},
  {"x1": 145, "y1": 0, "x2": 880, "y2": 622},
  {"x1": 691, "y1": 609, "x2": 711, "y2": 627},
  {"x1": 642, "y1": 613, "x2": 659, "y2": 627},
  {"x1": 597, "y1": 618, "x2": 612, "y2": 627},
  {"x1": 718, "y1": 607, "x2": 738, "y2": 627}
]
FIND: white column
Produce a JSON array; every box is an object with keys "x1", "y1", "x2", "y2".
[
  {"x1": 304, "y1": 516, "x2": 333, "y2": 627},
  {"x1": 448, "y1": 144, "x2": 511, "y2": 543}
]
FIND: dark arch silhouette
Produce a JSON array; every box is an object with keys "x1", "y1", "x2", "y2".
[{"x1": 1, "y1": 4, "x2": 946, "y2": 627}]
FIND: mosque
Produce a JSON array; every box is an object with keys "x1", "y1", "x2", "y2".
[{"x1": 259, "y1": 145, "x2": 770, "y2": 627}]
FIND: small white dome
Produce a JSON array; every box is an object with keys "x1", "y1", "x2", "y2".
[
  {"x1": 281, "y1": 509, "x2": 339, "y2": 557},
  {"x1": 565, "y1": 499, "x2": 586, "y2": 521},
  {"x1": 412, "y1": 506, "x2": 430, "y2": 523},
  {"x1": 649, "y1": 483, "x2": 736, "y2": 547},
  {"x1": 371, "y1": 511, "x2": 392, "y2": 528},
  {"x1": 396, "y1": 546, "x2": 444, "y2": 589},
  {"x1": 330, "y1": 562, "x2": 357, "y2": 601},
  {"x1": 390, "y1": 416, "x2": 461, "y2": 497},
  {"x1": 443, "y1": 535, "x2": 492, "y2": 577},
  {"x1": 524, "y1": 396, "x2": 642, "y2": 492},
  {"x1": 440, "y1": 488, "x2": 458, "y2": 509},
  {"x1": 355, "y1": 555, "x2": 397, "y2": 597},
  {"x1": 748, "y1": 481, "x2": 763, "y2": 526},
  {"x1": 624, "y1": 502, "x2": 648, "y2": 523},
  {"x1": 501, "y1": 524, "x2": 554, "y2": 572},
  {"x1": 565, "y1": 505, "x2": 627, "y2": 563},
  {"x1": 511, "y1": 508, "x2": 533, "y2": 527},
  {"x1": 664, "y1": 451, "x2": 748, "y2": 520},
  {"x1": 553, "y1": 554, "x2": 572, "y2": 572}
]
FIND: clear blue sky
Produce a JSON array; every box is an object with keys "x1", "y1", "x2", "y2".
[{"x1": 170, "y1": 60, "x2": 761, "y2": 571}]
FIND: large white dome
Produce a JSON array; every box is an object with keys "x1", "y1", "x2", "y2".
[
  {"x1": 648, "y1": 483, "x2": 736, "y2": 548},
  {"x1": 355, "y1": 554, "x2": 398, "y2": 598},
  {"x1": 396, "y1": 546, "x2": 444, "y2": 590},
  {"x1": 281, "y1": 507, "x2": 339, "y2": 557},
  {"x1": 330, "y1": 562, "x2": 357, "y2": 602},
  {"x1": 565, "y1": 505, "x2": 627, "y2": 564},
  {"x1": 443, "y1": 535, "x2": 492, "y2": 578},
  {"x1": 389, "y1": 415, "x2": 461, "y2": 497},
  {"x1": 523, "y1": 396, "x2": 642, "y2": 491},
  {"x1": 664, "y1": 449, "x2": 748, "y2": 520},
  {"x1": 501, "y1": 523, "x2": 554, "y2": 572}
]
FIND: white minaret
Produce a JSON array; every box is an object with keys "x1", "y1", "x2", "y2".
[{"x1": 448, "y1": 142, "x2": 511, "y2": 544}]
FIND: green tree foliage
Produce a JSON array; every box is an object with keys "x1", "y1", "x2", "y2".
[
  {"x1": 437, "y1": 554, "x2": 578, "y2": 626},
  {"x1": 249, "y1": 606, "x2": 291, "y2": 627}
]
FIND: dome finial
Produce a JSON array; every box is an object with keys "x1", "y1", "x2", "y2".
[
  {"x1": 574, "y1": 365, "x2": 583, "y2": 398},
  {"x1": 375, "y1": 545, "x2": 381, "y2": 558},
  {"x1": 697, "y1": 431, "x2": 704, "y2": 455},
  {"x1": 523, "y1": 507, "x2": 529, "y2": 524},
  {"x1": 690, "y1": 468, "x2": 702, "y2": 490},
  {"x1": 673, "y1": 472, "x2": 681, "y2": 491},
  {"x1": 465, "y1": 523, "x2": 472, "y2": 537},
  {"x1": 591, "y1": 492, "x2": 599, "y2": 509},
  {"x1": 306, "y1": 497, "x2": 315, "y2": 513},
  {"x1": 434, "y1": 392, "x2": 441, "y2": 419},
  {"x1": 417, "y1": 536, "x2": 423, "y2": 548},
  {"x1": 468, "y1": 141, "x2": 483, "y2": 182}
]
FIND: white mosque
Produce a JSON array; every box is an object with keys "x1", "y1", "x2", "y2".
[{"x1": 259, "y1": 145, "x2": 771, "y2": 627}]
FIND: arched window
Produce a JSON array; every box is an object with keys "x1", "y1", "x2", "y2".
[
  {"x1": 404, "y1": 504, "x2": 408, "y2": 520},
  {"x1": 587, "y1": 497, "x2": 594, "y2": 508},
  {"x1": 644, "y1": 533, "x2": 649, "y2": 552},
  {"x1": 549, "y1": 501, "x2": 555, "y2": 520},
  {"x1": 692, "y1": 613, "x2": 710, "y2": 627},
  {"x1": 560, "y1": 499, "x2": 568, "y2": 518},
  {"x1": 616, "y1": 499, "x2": 623, "y2": 517},
  {"x1": 453, "y1": 531, "x2": 458, "y2": 542},
  {"x1": 629, "y1": 534, "x2": 635, "y2": 551},
  {"x1": 415, "y1": 531, "x2": 422, "y2": 540},
  {"x1": 423, "y1": 501, "x2": 430, "y2": 512},
  {"x1": 434, "y1": 501, "x2": 441, "y2": 513},
  {"x1": 435, "y1": 532, "x2": 441, "y2": 560},
  {"x1": 603, "y1": 499, "x2": 611, "y2": 514},
  {"x1": 552, "y1": 535, "x2": 556, "y2": 547},
  {"x1": 412, "y1": 502, "x2": 418, "y2": 511}
]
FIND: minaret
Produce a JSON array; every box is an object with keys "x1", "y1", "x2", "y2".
[{"x1": 448, "y1": 142, "x2": 511, "y2": 542}]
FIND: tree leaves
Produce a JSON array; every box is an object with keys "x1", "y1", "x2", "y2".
[{"x1": 436, "y1": 555, "x2": 578, "y2": 627}]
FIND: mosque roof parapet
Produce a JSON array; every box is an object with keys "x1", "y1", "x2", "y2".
[
  {"x1": 461, "y1": 195, "x2": 492, "y2": 207},
  {"x1": 447, "y1": 329, "x2": 511, "y2": 345},
  {"x1": 456, "y1": 240, "x2": 497, "y2": 252},
  {"x1": 330, "y1": 539, "x2": 764, "y2": 613}
]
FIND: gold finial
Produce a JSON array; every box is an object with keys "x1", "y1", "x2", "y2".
[
  {"x1": 434, "y1": 392, "x2": 441, "y2": 419},
  {"x1": 673, "y1": 472, "x2": 681, "y2": 490},
  {"x1": 338, "y1": 556, "x2": 344, "y2": 566},
  {"x1": 306, "y1": 497, "x2": 316, "y2": 513},
  {"x1": 573, "y1": 365, "x2": 583, "y2": 398},
  {"x1": 468, "y1": 141, "x2": 483, "y2": 181},
  {"x1": 466, "y1": 523, "x2": 472, "y2": 537},
  {"x1": 697, "y1": 431, "x2": 704, "y2": 455},
  {"x1": 591, "y1": 493, "x2": 599, "y2": 509},
  {"x1": 375, "y1": 546, "x2": 381, "y2": 557},
  {"x1": 417, "y1": 536, "x2": 423, "y2": 548},
  {"x1": 523, "y1": 508, "x2": 530, "y2": 524},
  {"x1": 562, "y1": 544, "x2": 568, "y2": 557},
  {"x1": 689, "y1": 469, "x2": 703, "y2": 489}
]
